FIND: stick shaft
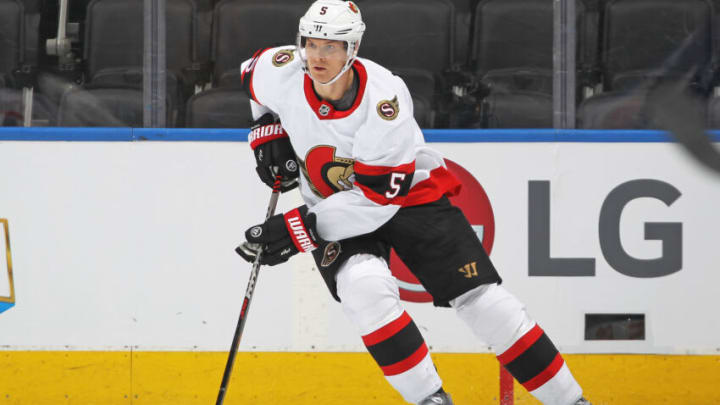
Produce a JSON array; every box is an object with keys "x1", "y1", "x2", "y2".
[{"x1": 216, "y1": 185, "x2": 281, "y2": 405}]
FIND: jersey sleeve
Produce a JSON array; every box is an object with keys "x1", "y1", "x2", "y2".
[
  {"x1": 239, "y1": 46, "x2": 297, "y2": 116},
  {"x1": 308, "y1": 76, "x2": 420, "y2": 241}
]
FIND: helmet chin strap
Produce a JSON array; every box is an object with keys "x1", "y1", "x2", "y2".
[{"x1": 308, "y1": 60, "x2": 352, "y2": 85}]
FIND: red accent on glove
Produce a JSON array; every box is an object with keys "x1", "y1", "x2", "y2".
[
  {"x1": 283, "y1": 208, "x2": 318, "y2": 253},
  {"x1": 248, "y1": 123, "x2": 288, "y2": 150}
]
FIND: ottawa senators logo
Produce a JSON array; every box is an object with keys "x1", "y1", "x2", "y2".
[
  {"x1": 376, "y1": 96, "x2": 399, "y2": 121},
  {"x1": 321, "y1": 242, "x2": 342, "y2": 267},
  {"x1": 348, "y1": 1, "x2": 359, "y2": 13},
  {"x1": 272, "y1": 49, "x2": 294, "y2": 67},
  {"x1": 298, "y1": 146, "x2": 355, "y2": 198}
]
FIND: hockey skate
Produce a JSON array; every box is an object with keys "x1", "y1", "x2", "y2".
[
  {"x1": 575, "y1": 398, "x2": 592, "y2": 404},
  {"x1": 418, "y1": 388, "x2": 453, "y2": 404}
]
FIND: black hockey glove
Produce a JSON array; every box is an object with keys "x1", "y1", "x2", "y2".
[
  {"x1": 235, "y1": 206, "x2": 322, "y2": 266},
  {"x1": 249, "y1": 113, "x2": 299, "y2": 192}
]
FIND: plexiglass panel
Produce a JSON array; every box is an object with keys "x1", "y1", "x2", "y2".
[{"x1": 1, "y1": 0, "x2": 718, "y2": 134}]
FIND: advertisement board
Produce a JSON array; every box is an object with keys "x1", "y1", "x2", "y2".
[{"x1": 0, "y1": 140, "x2": 718, "y2": 355}]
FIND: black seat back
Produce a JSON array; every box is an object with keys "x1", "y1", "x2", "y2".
[
  {"x1": 85, "y1": 0, "x2": 199, "y2": 83},
  {"x1": 0, "y1": 0, "x2": 24, "y2": 88},
  {"x1": 603, "y1": 0, "x2": 713, "y2": 91},
  {"x1": 58, "y1": 87, "x2": 166, "y2": 126},
  {"x1": 186, "y1": 87, "x2": 253, "y2": 128},
  {"x1": 359, "y1": 0, "x2": 455, "y2": 75},
  {"x1": 473, "y1": 0, "x2": 589, "y2": 75},
  {"x1": 212, "y1": 0, "x2": 310, "y2": 87}
]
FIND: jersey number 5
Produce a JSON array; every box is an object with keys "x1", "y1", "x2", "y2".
[
  {"x1": 320, "y1": 6, "x2": 328, "y2": 15},
  {"x1": 386, "y1": 173, "x2": 407, "y2": 199}
]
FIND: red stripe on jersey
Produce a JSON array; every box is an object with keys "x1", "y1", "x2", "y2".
[
  {"x1": 496, "y1": 324, "x2": 544, "y2": 366},
  {"x1": 404, "y1": 165, "x2": 463, "y2": 207},
  {"x1": 521, "y1": 353, "x2": 565, "y2": 392},
  {"x1": 354, "y1": 161, "x2": 415, "y2": 177},
  {"x1": 242, "y1": 48, "x2": 271, "y2": 105},
  {"x1": 380, "y1": 342, "x2": 429, "y2": 376},
  {"x1": 304, "y1": 60, "x2": 368, "y2": 120},
  {"x1": 362, "y1": 311, "x2": 412, "y2": 347}
]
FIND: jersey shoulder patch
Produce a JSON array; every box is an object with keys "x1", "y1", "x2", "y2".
[
  {"x1": 376, "y1": 96, "x2": 400, "y2": 121},
  {"x1": 271, "y1": 48, "x2": 295, "y2": 67}
]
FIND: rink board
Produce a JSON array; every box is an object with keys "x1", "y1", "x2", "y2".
[
  {"x1": 0, "y1": 130, "x2": 719, "y2": 403},
  {"x1": 0, "y1": 352, "x2": 718, "y2": 404}
]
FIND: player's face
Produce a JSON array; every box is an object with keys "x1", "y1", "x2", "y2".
[{"x1": 304, "y1": 38, "x2": 348, "y2": 82}]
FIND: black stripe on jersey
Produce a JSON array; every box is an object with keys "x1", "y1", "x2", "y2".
[
  {"x1": 365, "y1": 318, "x2": 425, "y2": 367},
  {"x1": 241, "y1": 48, "x2": 269, "y2": 103},
  {"x1": 503, "y1": 332, "x2": 559, "y2": 383},
  {"x1": 354, "y1": 161, "x2": 414, "y2": 205}
]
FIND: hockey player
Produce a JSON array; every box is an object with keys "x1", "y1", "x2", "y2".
[{"x1": 236, "y1": 1, "x2": 591, "y2": 404}]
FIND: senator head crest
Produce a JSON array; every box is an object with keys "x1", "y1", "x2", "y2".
[
  {"x1": 272, "y1": 49, "x2": 295, "y2": 67},
  {"x1": 376, "y1": 96, "x2": 400, "y2": 121}
]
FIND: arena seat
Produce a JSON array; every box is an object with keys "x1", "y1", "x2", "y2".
[
  {"x1": 57, "y1": 87, "x2": 147, "y2": 127},
  {"x1": 470, "y1": 0, "x2": 593, "y2": 128},
  {"x1": 480, "y1": 91, "x2": 552, "y2": 128},
  {"x1": 0, "y1": 0, "x2": 24, "y2": 89},
  {"x1": 359, "y1": 0, "x2": 454, "y2": 75},
  {"x1": 579, "y1": 84, "x2": 707, "y2": 129},
  {"x1": 393, "y1": 69, "x2": 435, "y2": 108},
  {"x1": 577, "y1": 91, "x2": 650, "y2": 129},
  {"x1": 579, "y1": 0, "x2": 713, "y2": 129},
  {"x1": 0, "y1": 87, "x2": 56, "y2": 126},
  {"x1": 393, "y1": 68, "x2": 437, "y2": 127},
  {"x1": 85, "y1": 0, "x2": 205, "y2": 87},
  {"x1": 186, "y1": 87, "x2": 253, "y2": 128},
  {"x1": 84, "y1": 0, "x2": 143, "y2": 83},
  {"x1": 601, "y1": 0, "x2": 713, "y2": 92},
  {"x1": 212, "y1": 0, "x2": 310, "y2": 88},
  {"x1": 474, "y1": 0, "x2": 553, "y2": 79},
  {"x1": 75, "y1": 0, "x2": 209, "y2": 126}
]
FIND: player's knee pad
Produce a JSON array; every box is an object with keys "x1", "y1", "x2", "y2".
[
  {"x1": 336, "y1": 254, "x2": 403, "y2": 335},
  {"x1": 450, "y1": 283, "x2": 535, "y2": 354},
  {"x1": 452, "y1": 284, "x2": 582, "y2": 404},
  {"x1": 336, "y1": 254, "x2": 442, "y2": 403}
]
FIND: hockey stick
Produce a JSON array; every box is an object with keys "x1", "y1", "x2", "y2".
[{"x1": 216, "y1": 177, "x2": 282, "y2": 405}]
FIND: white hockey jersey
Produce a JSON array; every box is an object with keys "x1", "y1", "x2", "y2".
[{"x1": 241, "y1": 46, "x2": 461, "y2": 242}]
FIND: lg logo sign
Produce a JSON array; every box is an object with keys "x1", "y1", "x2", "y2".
[
  {"x1": 529, "y1": 179, "x2": 682, "y2": 278},
  {"x1": 393, "y1": 174, "x2": 683, "y2": 303}
]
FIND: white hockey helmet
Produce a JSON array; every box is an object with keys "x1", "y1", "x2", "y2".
[{"x1": 297, "y1": 0, "x2": 366, "y2": 84}]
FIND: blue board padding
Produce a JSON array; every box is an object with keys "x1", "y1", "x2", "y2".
[{"x1": 1, "y1": 127, "x2": 719, "y2": 142}]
